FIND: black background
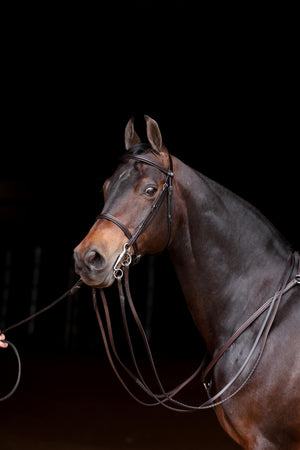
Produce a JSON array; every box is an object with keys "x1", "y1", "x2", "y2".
[
  {"x1": 0, "y1": 1, "x2": 299, "y2": 357},
  {"x1": 0, "y1": 4, "x2": 298, "y2": 449}
]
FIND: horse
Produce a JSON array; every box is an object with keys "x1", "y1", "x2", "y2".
[{"x1": 74, "y1": 116, "x2": 300, "y2": 449}]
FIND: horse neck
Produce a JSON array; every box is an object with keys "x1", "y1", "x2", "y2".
[{"x1": 168, "y1": 157, "x2": 291, "y2": 353}]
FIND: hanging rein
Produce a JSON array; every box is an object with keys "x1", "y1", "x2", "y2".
[
  {"x1": 1, "y1": 147, "x2": 299, "y2": 409},
  {"x1": 0, "y1": 280, "x2": 82, "y2": 402}
]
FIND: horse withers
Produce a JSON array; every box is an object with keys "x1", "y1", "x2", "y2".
[{"x1": 74, "y1": 116, "x2": 300, "y2": 449}]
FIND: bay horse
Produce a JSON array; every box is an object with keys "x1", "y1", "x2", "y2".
[{"x1": 74, "y1": 116, "x2": 300, "y2": 449}]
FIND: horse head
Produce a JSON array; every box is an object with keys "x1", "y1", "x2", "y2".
[{"x1": 74, "y1": 116, "x2": 174, "y2": 288}]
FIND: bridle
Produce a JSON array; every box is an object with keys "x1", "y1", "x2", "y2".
[
  {"x1": 90, "y1": 146, "x2": 300, "y2": 410},
  {"x1": 97, "y1": 146, "x2": 174, "y2": 279},
  {"x1": 92, "y1": 147, "x2": 300, "y2": 411},
  {"x1": 1, "y1": 146, "x2": 299, "y2": 411}
]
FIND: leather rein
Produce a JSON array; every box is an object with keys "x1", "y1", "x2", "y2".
[
  {"x1": 91, "y1": 149, "x2": 300, "y2": 411},
  {"x1": 1, "y1": 149, "x2": 299, "y2": 410}
]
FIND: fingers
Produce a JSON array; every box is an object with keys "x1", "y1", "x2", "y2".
[{"x1": 0, "y1": 333, "x2": 8, "y2": 348}]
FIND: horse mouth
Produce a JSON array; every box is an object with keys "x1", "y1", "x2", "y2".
[{"x1": 74, "y1": 266, "x2": 115, "y2": 289}]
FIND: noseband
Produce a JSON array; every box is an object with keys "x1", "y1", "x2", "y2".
[{"x1": 97, "y1": 147, "x2": 174, "y2": 279}]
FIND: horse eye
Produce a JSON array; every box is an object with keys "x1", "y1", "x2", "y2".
[{"x1": 144, "y1": 186, "x2": 158, "y2": 197}]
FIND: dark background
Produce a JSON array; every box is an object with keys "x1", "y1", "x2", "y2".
[
  {"x1": 0, "y1": 0, "x2": 299, "y2": 361},
  {"x1": 0, "y1": 2, "x2": 298, "y2": 448}
]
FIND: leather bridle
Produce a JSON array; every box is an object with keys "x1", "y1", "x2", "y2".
[
  {"x1": 1, "y1": 146, "x2": 299, "y2": 409},
  {"x1": 97, "y1": 148, "x2": 174, "y2": 279},
  {"x1": 92, "y1": 149, "x2": 300, "y2": 410},
  {"x1": 2, "y1": 144, "x2": 299, "y2": 411},
  {"x1": 92, "y1": 148, "x2": 300, "y2": 410}
]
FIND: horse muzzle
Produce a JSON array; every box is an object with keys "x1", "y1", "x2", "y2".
[{"x1": 73, "y1": 246, "x2": 115, "y2": 288}]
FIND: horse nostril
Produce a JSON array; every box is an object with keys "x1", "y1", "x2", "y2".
[{"x1": 84, "y1": 249, "x2": 105, "y2": 271}]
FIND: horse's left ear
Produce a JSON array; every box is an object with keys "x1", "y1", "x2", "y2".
[
  {"x1": 145, "y1": 115, "x2": 168, "y2": 156},
  {"x1": 124, "y1": 117, "x2": 141, "y2": 150}
]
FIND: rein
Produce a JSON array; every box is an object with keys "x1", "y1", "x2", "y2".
[
  {"x1": 1, "y1": 148, "x2": 299, "y2": 410},
  {"x1": 0, "y1": 279, "x2": 82, "y2": 402},
  {"x1": 92, "y1": 252, "x2": 300, "y2": 412},
  {"x1": 2, "y1": 253, "x2": 298, "y2": 407}
]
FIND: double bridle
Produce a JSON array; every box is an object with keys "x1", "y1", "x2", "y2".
[
  {"x1": 92, "y1": 247, "x2": 300, "y2": 412},
  {"x1": 92, "y1": 147, "x2": 300, "y2": 411},
  {"x1": 97, "y1": 147, "x2": 174, "y2": 278},
  {"x1": 2, "y1": 146, "x2": 299, "y2": 412}
]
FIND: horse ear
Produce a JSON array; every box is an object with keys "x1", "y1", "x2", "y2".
[
  {"x1": 124, "y1": 117, "x2": 141, "y2": 150},
  {"x1": 145, "y1": 115, "x2": 165, "y2": 154}
]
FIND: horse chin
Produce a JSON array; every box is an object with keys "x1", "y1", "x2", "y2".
[{"x1": 79, "y1": 270, "x2": 115, "y2": 289}]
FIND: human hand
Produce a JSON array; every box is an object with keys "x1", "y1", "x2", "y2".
[{"x1": 0, "y1": 333, "x2": 8, "y2": 348}]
